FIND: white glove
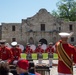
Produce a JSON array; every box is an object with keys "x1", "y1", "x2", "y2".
[{"x1": 13, "y1": 60, "x2": 18, "y2": 65}]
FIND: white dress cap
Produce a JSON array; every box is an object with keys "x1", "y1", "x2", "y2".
[
  {"x1": 0, "y1": 40, "x2": 6, "y2": 43},
  {"x1": 59, "y1": 32, "x2": 70, "y2": 38},
  {"x1": 27, "y1": 43, "x2": 29, "y2": 45},
  {"x1": 49, "y1": 42, "x2": 53, "y2": 45},
  {"x1": 11, "y1": 42, "x2": 17, "y2": 46},
  {"x1": 38, "y1": 43, "x2": 41, "y2": 46}
]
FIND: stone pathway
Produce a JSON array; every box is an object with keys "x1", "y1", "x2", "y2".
[{"x1": 50, "y1": 66, "x2": 76, "y2": 75}]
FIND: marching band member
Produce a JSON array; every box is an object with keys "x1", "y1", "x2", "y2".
[
  {"x1": 0, "y1": 40, "x2": 13, "y2": 64},
  {"x1": 45, "y1": 42, "x2": 54, "y2": 68},
  {"x1": 10, "y1": 41, "x2": 22, "y2": 64},
  {"x1": 30, "y1": 44, "x2": 36, "y2": 53},
  {"x1": 41, "y1": 43, "x2": 47, "y2": 52},
  {"x1": 55, "y1": 32, "x2": 76, "y2": 75},
  {"x1": 74, "y1": 45, "x2": 76, "y2": 68},
  {"x1": 35, "y1": 43, "x2": 44, "y2": 64},
  {"x1": 25, "y1": 43, "x2": 33, "y2": 60},
  {"x1": 17, "y1": 44, "x2": 24, "y2": 53}
]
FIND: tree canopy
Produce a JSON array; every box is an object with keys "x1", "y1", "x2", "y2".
[{"x1": 52, "y1": 0, "x2": 76, "y2": 21}]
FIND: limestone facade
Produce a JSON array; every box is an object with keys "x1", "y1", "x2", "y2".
[{"x1": 0, "y1": 9, "x2": 76, "y2": 46}]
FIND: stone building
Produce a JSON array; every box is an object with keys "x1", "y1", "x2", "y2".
[{"x1": 0, "y1": 8, "x2": 76, "y2": 46}]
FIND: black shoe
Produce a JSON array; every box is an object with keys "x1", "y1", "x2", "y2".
[{"x1": 49, "y1": 66, "x2": 52, "y2": 68}]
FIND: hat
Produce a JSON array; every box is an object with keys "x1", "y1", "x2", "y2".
[
  {"x1": 27, "y1": 43, "x2": 30, "y2": 45},
  {"x1": 27, "y1": 43, "x2": 30, "y2": 46},
  {"x1": 0, "y1": 40, "x2": 6, "y2": 44},
  {"x1": 59, "y1": 32, "x2": 71, "y2": 38},
  {"x1": 49, "y1": 42, "x2": 53, "y2": 45},
  {"x1": 11, "y1": 42, "x2": 17, "y2": 46},
  {"x1": 38, "y1": 43, "x2": 41, "y2": 46},
  {"x1": 17, "y1": 59, "x2": 29, "y2": 70}
]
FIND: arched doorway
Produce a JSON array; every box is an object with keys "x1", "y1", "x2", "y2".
[
  {"x1": 39, "y1": 38, "x2": 47, "y2": 44},
  {"x1": 53, "y1": 37, "x2": 56, "y2": 44},
  {"x1": 29, "y1": 37, "x2": 34, "y2": 44}
]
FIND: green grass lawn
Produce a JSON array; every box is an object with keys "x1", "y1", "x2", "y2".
[{"x1": 21, "y1": 53, "x2": 58, "y2": 60}]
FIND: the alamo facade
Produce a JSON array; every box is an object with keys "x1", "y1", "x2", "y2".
[{"x1": 0, "y1": 9, "x2": 76, "y2": 46}]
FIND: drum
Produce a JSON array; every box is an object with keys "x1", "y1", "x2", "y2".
[
  {"x1": 30, "y1": 44, "x2": 36, "y2": 51},
  {"x1": 36, "y1": 65, "x2": 50, "y2": 75},
  {"x1": 41, "y1": 44, "x2": 47, "y2": 51},
  {"x1": 18, "y1": 44, "x2": 24, "y2": 52}
]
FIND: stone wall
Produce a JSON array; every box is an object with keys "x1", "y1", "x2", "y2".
[{"x1": 1, "y1": 9, "x2": 76, "y2": 45}]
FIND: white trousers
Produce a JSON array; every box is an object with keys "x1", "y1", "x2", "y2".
[
  {"x1": 49, "y1": 58, "x2": 53, "y2": 66},
  {"x1": 38, "y1": 58, "x2": 42, "y2": 64},
  {"x1": 58, "y1": 73, "x2": 72, "y2": 75}
]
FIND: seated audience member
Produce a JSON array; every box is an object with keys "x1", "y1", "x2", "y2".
[
  {"x1": 0, "y1": 60, "x2": 13, "y2": 75},
  {"x1": 29, "y1": 61, "x2": 41, "y2": 75},
  {"x1": 16, "y1": 59, "x2": 32, "y2": 75}
]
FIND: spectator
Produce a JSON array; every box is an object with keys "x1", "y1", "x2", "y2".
[
  {"x1": 0, "y1": 60, "x2": 13, "y2": 75},
  {"x1": 29, "y1": 61, "x2": 41, "y2": 75},
  {"x1": 16, "y1": 59, "x2": 31, "y2": 75}
]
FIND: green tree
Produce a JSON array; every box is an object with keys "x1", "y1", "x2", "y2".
[
  {"x1": 52, "y1": 0, "x2": 76, "y2": 21},
  {"x1": 51, "y1": 10, "x2": 59, "y2": 18}
]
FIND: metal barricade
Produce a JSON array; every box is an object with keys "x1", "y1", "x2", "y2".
[{"x1": 36, "y1": 65, "x2": 50, "y2": 75}]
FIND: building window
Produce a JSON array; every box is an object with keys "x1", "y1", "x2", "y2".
[
  {"x1": 71, "y1": 37, "x2": 74, "y2": 42},
  {"x1": 41, "y1": 24, "x2": 45, "y2": 31},
  {"x1": 69, "y1": 24, "x2": 73, "y2": 31},
  {"x1": 12, "y1": 38, "x2": 16, "y2": 42},
  {"x1": 59, "y1": 27, "x2": 61, "y2": 31},
  {"x1": 12, "y1": 25, "x2": 15, "y2": 31}
]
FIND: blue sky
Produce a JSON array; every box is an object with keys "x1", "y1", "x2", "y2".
[{"x1": 0, "y1": 0, "x2": 59, "y2": 24}]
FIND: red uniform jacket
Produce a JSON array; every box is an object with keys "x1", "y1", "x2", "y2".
[
  {"x1": 45, "y1": 45, "x2": 54, "y2": 53},
  {"x1": 56, "y1": 40, "x2": 76, "y2": 74},
  {"x1": 0, "y1": 46, "x2": 13, "y2": 64},
  {"x1": 35, "y1": 46, "x2": 44, "y2": 53},
  {"x1": 25, "y1": 46, "x2": 33, "y2": 54},
  {"x1": 10, "y1": 47, "x2": 21, "y2": 60}
]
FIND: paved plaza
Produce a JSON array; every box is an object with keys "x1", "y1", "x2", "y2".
[{"x1": 33, "y1": 60, "x2": 76, "y2": 75}]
